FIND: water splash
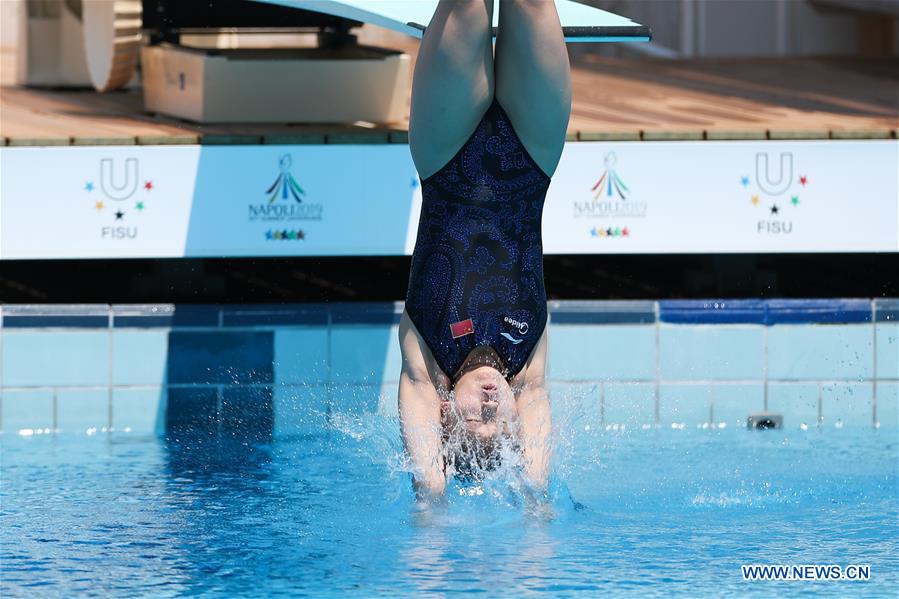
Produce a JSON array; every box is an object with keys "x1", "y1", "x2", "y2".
[{"x1": 325, "y1": 386, "x2": 595, "y2": 518}]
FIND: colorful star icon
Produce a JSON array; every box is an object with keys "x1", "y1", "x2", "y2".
[
  {"x1": 94, "y1": 200, "x2": 104, "y2": 210},
  {"x1": 144, "y1": 181, "x2": 154, "y2": 191},
  {"x1": 135, "y1": 201, "x2": 145, "y2": 211},
  {"x1": 770, "y1": 204, "x2": 779, "y2": 215},
  {"x1": 740, "y1": 176, "x2": 750, "y2": 187},
  {"x1": 590, "y1": 227, "x2": 598, "y2": 237},
  {"x1": 85, "y1": 181, "x2": 95, "y2": 192},
  {"x1": 622, "y1": 227, "x2": 630, "y2": 237},
  {"x1": 751, "y1": 195, "x2": 760, "y2": 205},
  {"x1": 799, "y1": 175, "x2": 808, "y2": 186},
  {"x1": 791, "y1": 195, "x2": 799, "y2": 206},
  {"x1": 115, "y1": 210, "x2": 125, "y2": 220},
  {"x1": 265, "y1": 229, "x2": 306, "y2": 240}
]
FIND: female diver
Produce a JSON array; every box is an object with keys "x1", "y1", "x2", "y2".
[{"x1": 398, "y1": 0, "x2": 572, "y2": 498}]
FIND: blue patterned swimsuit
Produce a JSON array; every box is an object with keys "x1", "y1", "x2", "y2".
[{"x1": 405, "y1": 97, "x2": 551, "y2": 382}]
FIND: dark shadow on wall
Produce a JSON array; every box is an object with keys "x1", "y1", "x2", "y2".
[
  {"x1": 1, "y1": 254, "x2": 896, "y2": 302},
  {"x1": 165, "y1": 329, "x2": 275, "y2": 443},
  {"x1": 156, "y1": 303, "x2": 397, "y2": 441}
]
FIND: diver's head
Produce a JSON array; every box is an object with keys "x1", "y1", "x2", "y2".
[
  {"x1": 441, "y1": 363, "x2": 518, "y2": 476},
  {"x1": 451, "y1": 365, "x2": 511, "y2": 433}
]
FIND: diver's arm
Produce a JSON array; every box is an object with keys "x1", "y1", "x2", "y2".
[
  {"x1": 515, "y1": 329, "x2": 552, "y2": 490},
  {"x1": 398, "y1": 312, "x2": 447, "y2": 498},
  {"x1": 399, "y1": 370, "x2": 446, "y2": 498},
  {"x1": 516, "y1": 379, "x2": 551, "y2": 489}
]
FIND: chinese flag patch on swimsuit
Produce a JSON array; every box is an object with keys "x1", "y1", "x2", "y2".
[{"x1": 450, "y1": 319, "x2": 474, "y2": 339}]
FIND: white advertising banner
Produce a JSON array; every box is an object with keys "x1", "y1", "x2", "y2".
[
  {"x1": 184, "y1": 145, "x2": 419, "y2": 257},
  {"x1": 1, "y1": 140, "x2": 896, "y2": 259},
  {"x1": 1, "y1": 146, "x2": 200, "y2": 259},
  {"x1": 0, "y1": 144, "x2": 420, "y2": 259},
  {"x1": 543, "y1": 139, "x2": 899, "y2": 254}
]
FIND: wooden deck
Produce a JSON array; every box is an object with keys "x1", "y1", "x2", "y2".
[{"x1": 1, "y1": 42, "x2": 896, "y2": 146}]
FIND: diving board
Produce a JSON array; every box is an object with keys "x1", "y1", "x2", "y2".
[{"x1": 249, "y1": 0, "x2": 651, "y2": 42}]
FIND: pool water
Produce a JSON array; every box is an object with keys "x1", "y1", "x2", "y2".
[{"x1": 2, "y1": 407, "x2": 896, "y2": 597}]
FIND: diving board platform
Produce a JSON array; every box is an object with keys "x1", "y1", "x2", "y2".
[{"x1": 249, "y1": 0, "x2": 652, "y2": 42}]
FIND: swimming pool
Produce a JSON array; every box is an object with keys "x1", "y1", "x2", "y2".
[
  {"x1": 1, "y1": 300, "x2": 897, "y2": 596},
  {"x1": 2, "y1": 422, "x2": 896, "y2": 596}
]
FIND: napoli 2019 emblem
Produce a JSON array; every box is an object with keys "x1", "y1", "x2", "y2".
[
  {"x1": 249, "y1": 153, "x2": 322, "y2": 241},
  {"x1": 576, "y1": 151, "x2": 644, "y2": 240},
  {"x1": 591, "y1": 151, "x2": 629, "y2": 200},
  {"x1": 266, "y1": 154, "x2": 305, "y2": 203}
]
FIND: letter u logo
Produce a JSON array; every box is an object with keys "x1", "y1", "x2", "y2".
[
  {"x1": 755, "y1": 152, "x2": 793, "y2": 196},
  {"x1": 100, "y1": 158, "x2": 139, "y2": 201}
]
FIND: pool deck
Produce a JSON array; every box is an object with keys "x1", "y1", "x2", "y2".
[{"x1": 1, "y1": 41, "x2": 897, "y2": 146}]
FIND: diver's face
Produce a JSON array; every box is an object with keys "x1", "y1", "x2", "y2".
[{"x1": 442, "y1": 366, "x2": 516, "y2": 442}]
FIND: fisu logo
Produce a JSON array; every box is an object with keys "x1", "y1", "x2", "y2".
[
  {"x1": 755, "y1": 152, "x2": 793, "y2": 195},
  {"x1": 100, "y1": 158, "x2": 139, "y2": 200},
  {"x1": 84, "y1": 157, "x2": 152, "y2": 241},
  {"x1": 739, "y1": 151, "x2": 809, "y2": 236}
]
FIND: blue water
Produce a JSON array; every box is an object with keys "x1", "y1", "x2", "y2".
[{"x1": 1, "y1": 412, "x2": 897, "y2": 597}]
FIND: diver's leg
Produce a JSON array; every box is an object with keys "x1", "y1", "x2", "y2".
[
  {"x1": 495, "y1": 0, "x2": 572, "y2": 177},
  {"x1": 409, "y1": 0, "x2": 496, "y2": 180}
]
